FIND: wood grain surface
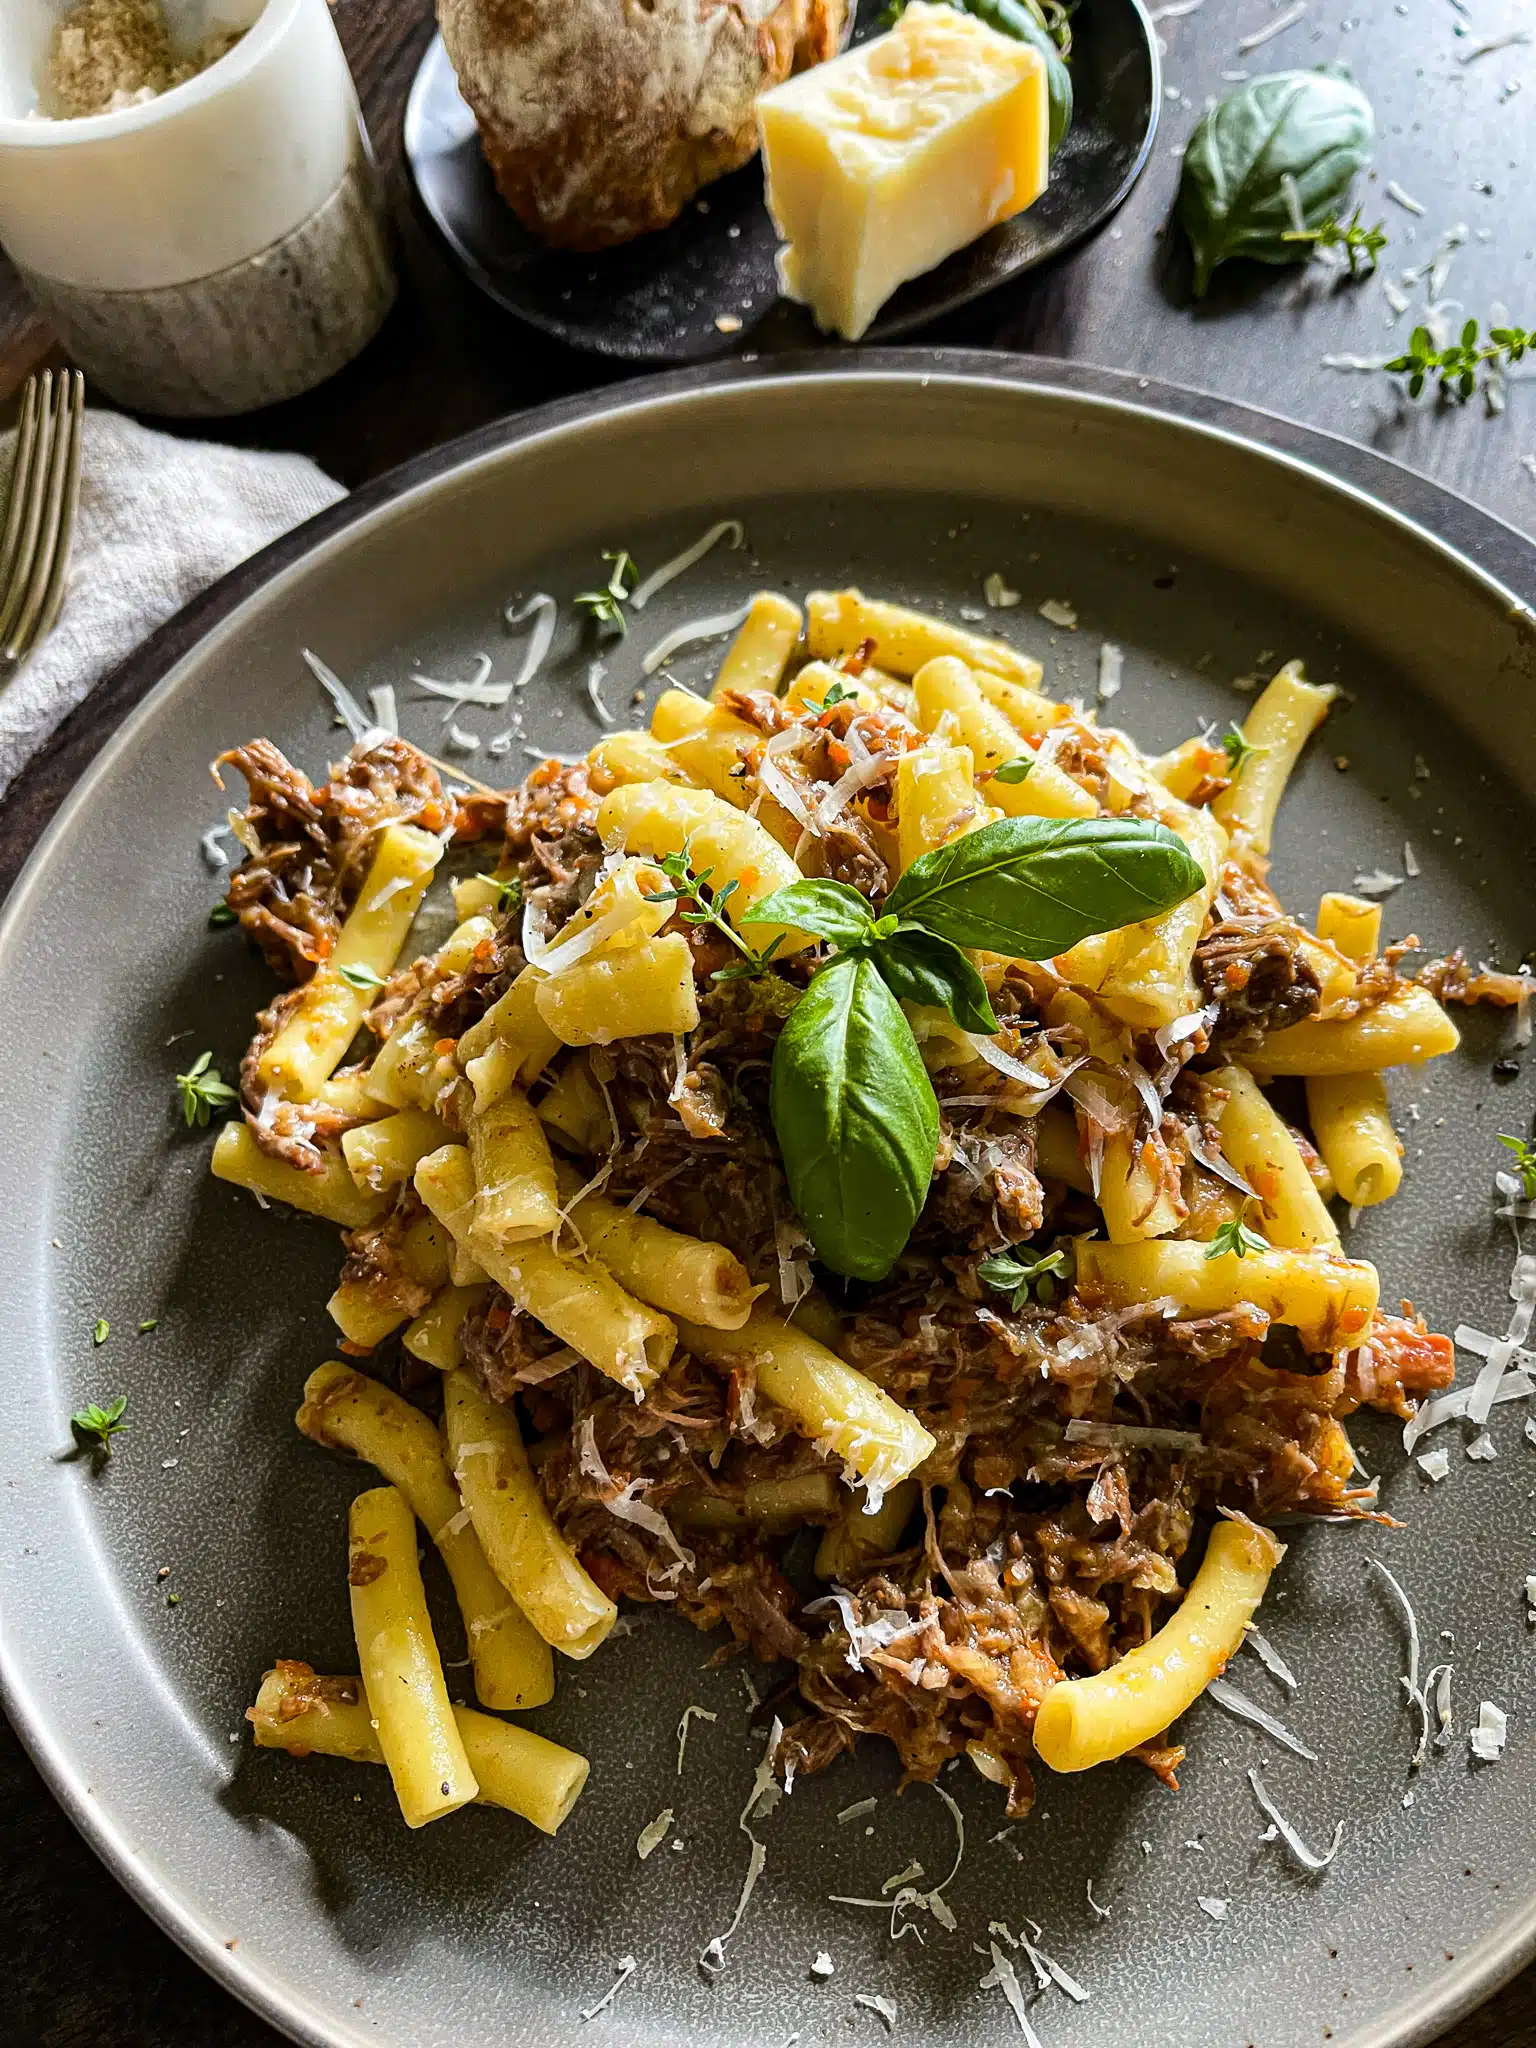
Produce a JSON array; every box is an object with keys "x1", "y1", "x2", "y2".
[{"x1": 0, "y1": 1, "x2": 1532, "y2": 2043}]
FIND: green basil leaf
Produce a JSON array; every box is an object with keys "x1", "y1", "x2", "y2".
[
  {"x1": 873, "y1": 929, "x2": 999, "y2": 1035},
  {"x1": 741, "y1": 878, "x2": 878, "y2": 950},
  {"x1": 1176, "y1": 66, "x2": 1374, "y2": 298},
  {"x1": 769, "y1": 953, "x2": 938, "y2": 1283},
  {"x1": 884, "y1": 816, "x2": 1205, "y2": 959}
]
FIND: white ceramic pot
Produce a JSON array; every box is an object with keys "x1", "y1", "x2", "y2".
[{"x1": 0, "y1": 0, "x2": 397, "y2": 415}]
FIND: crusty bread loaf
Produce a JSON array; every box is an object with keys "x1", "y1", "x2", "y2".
[{"x1": 438, "y1": 0, "x2": 847, "y2": 251}]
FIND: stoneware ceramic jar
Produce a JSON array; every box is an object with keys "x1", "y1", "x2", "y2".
[{"x1": 0, "y1": 0, "x2": 396, "y2": 416}]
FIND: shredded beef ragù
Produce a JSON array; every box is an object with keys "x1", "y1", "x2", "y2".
[{"x1": 218, "y1": 603, "x2": 1526, "y2": 1826}]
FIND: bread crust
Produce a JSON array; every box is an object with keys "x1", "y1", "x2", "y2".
[{"x1": 438, "y1": 0, "x2": 846, "y2": 250}]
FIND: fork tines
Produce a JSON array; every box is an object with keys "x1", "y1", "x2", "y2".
[{"x1": 0, "y1": 368, "x2": 86, "y2": 669}]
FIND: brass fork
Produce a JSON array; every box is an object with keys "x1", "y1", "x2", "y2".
[{"x1": 0, "y1": 369, "x2": 85, "y2": 675}]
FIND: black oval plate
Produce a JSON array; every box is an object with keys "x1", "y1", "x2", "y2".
[{"x1": 403, "y1": 0, "x2": 1159, "y2": 363}]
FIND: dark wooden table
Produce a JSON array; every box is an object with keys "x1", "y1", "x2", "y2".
[{"x1": 2, "y1": 1, "x2": 1533, "y2": 2043}]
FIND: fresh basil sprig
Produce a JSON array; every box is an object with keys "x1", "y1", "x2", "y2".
[
  {"x1": 768, "y1": 954, "x2": 940, "y2": 1284},
  {"x1": 1177, "y1": 67, "x2": 1375, "y2": 299},
  {"x1": 744, "y1": 816, "x2": 1205, "y2": 1280},
  {"x1": 883, "y1": 816, "x2": 1206, "y2": 958}
]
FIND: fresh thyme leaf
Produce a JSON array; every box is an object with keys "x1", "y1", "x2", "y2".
[
  {"x1": 1497, "y1": 1132, "x2": 1536, "y2": 1200},
  {"x1": 992, "y1": 756, "x2": 1034, "y2": 785},
  {"x1": 977, "y1": 1247, "x2": 1070, "y2": 1310},
  {"x1": 1205, "y1": 1215, "x2": 1269, "y2": 1260},
  {"x1": 92, "y1": 1318, "x2": 110, "y2": 1346},
  {"x1": 1280, "y1": 203, "x2": 1386, "y2": 275},
  {"x1": 208, "y1": 902, "x2": 237, "y2": 928},
  {"x1": 175, "y1": 1052, "x2": 239, "y2": 1129},
  {"x1": 71, "y1": 1393, "x2": 128, "y2": 1456},
  {"x1": 1221, "y1": 724, "x2": 1266, "y2": 776},
  {"x1": 810, "y1": 678, "x2": 859, "y2": 714},
  {"x1": 476, "y1": 871, "x2": 523, "y2": 913},
  {"x1": 138, "y1": 1319, "x2": 159, "y2": 1334},
  {"x1": 1385, "y1": 318, "x2": 1533, "y2": 403},
  {"x1": 337, "y1": 962, "x2": 387, "y2": 993},
  {"x1": 574, "y1": 549, "x2": 637, "y2": 636},
  {"x1": 645, "y1": 840, "x2": 778, "y2": 977}
]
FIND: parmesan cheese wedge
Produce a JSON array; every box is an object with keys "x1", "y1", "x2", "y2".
[{"x1": 756, "y1": 2, "x2": 1049, "y2": 342}]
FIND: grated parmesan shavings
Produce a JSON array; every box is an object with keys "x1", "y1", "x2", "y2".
[
  {"x1": 1038, "y1": 598, "x2": 1077, "y2": 629},
  {"x1": 302, "y1": 648, "x2": 385, "y2": 746},
  {"x1": 1248, "y1": 1767, "x2": 1343, "y2": 1872},
  {"x1": 628, "y1": 520, "x2": 744, "y2": 611},
  {"x1": 636, "y1": 1808, "x2": 674, "y2": 1860},
  {"x1": 580, "y1": 1956, "x2": 637, "y2": 2021},
  {"x1": 677, "y1": 1704, "x2": 717, "y2": 1775},
  {"x1": 1244, "y1": 1625, "x2": 1298, "y2": 1692},
  {"x1": 855, "y1": 1994, "x2": 897, "y2": 2031},
  {"x1": 1197, "y1": 1896, "x2": 1229, "y2": 1921},
  {"x1": 1469, "y1": 1700, "x2": 1508, "y2": 1761},
  {"x1": 1096, "y1": 642, "x2": 1124, "y2": 701},
  {"x1": 981, "y1": 1942, "x2": 1043, "y2": 2043},
  {"x1": 698, "y1": 1716, "x2": 782, "y2": 1974},
  {"x1": 643, "y1": 604, "x2": 753, "y2": 676},
  {"x1": 1205, "y1": 1677, "x2": 1318, "y2": 1760},
  {"x1": 984, "y1": 572, "x2": 1021, "y2": 608}
]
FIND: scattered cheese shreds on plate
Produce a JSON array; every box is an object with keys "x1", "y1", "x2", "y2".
[
  {"x1": 1205, "y1": 1676, "x2": 1318, "y2": 1760},
  {"x1": 855, "y1": 1992, "x2": 897, "y2": 2030},
  {"x1": 1417, "y1": 1447, "x2": 1451, "y2": 1482},
  {"x1": 1353, "y1": 868, "x2": 1404, "y2": 897},
  {"x1": 1466, "y1": 1433, "x2": 1498, "y2": 1461},
  {"x1": 1243, "y1": 1624, "x2": 1299, "y2": 1692},
  {"x1": 1386, "y1": 180, "x2": 1426, "y2": 214},
  {"x1": 636, "y1": 1807, "x2": 674, "y2": 1860},
  {"x1": 676, "y1": 1704, "x2": 717, "y2": 1775},
  {"x1": 980, "y1": 1943, "x2": 1042, "y2": 2044},
  {"x1": 1038, "y1": 598, "x2": 1078, "y2": 629},
  {"x1": 1197, "y1": 1896, "x2": 1229, "y2": 1921},
  {"x1": 579, "y1": 1956, "x2": 638, "y2": 2021},
  {"x1": 1248, "y1": 1768, "x2": 1344, "y2": 1872},
  {"x1": 1097, "y1": 642, "x2": 1124, "y2": 700},
  {"x1": 838, "y1": 1797, "x2": 878, "y2": 1825},
  {"x1": 1469, "y1": 1701, "x2": 1508, "y2": 1761},
  {"x1": 811, "y1": 1951, "x2": 835, "y2": 1979},
  {"x1": 984, "y1": 572, "x2": 1021, "y2": 608}
]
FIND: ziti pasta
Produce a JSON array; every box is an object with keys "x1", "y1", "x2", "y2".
[{"x1": 205, "y1": 592, "x2": 1515, "y2": 1831}]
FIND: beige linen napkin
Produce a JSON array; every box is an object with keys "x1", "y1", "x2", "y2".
[{"x1": 0, "y1": 406, "x2": 344, "y2": 801}]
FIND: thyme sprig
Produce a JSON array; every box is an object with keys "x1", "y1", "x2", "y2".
[{"x1": 1386, "y1": 319, "x2": 1533, "y2": 402}]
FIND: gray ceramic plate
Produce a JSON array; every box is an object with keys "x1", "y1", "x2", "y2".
[{"x1": 1, "y1": 356, "x2": 1534, "y2": 2048}]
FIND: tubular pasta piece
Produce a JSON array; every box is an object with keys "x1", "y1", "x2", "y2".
[
  {"x1": 1033, "y1": 1518, "x2": 1284, "y2": 1772},
  {"x1": 248, "y1": 1663, "x2": 588, "y2": 1835},
  {"x1": 347, "y1": 1484, "x2": 478, "y2": 1826},
  {"x1": 299, "y1": 1362, "x2": 551, "y2": 1710},
  {"x1": 442, "y1": 1368, "x2": 617, "y2": 1659}
]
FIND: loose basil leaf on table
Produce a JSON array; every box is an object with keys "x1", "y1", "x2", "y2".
[
  {"x1": 870, "y1": 927, "x2": 999, "y2": 1036},
  {"x1": 1177, "y1": 66, "x2": 1375, "y2": 299},
  {"x1": 884, "y1": 816, "x2": 1207, "y2": 959},
  {"x1": 769, "y1": 952, "x2": 939, "y2": 1284}
]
